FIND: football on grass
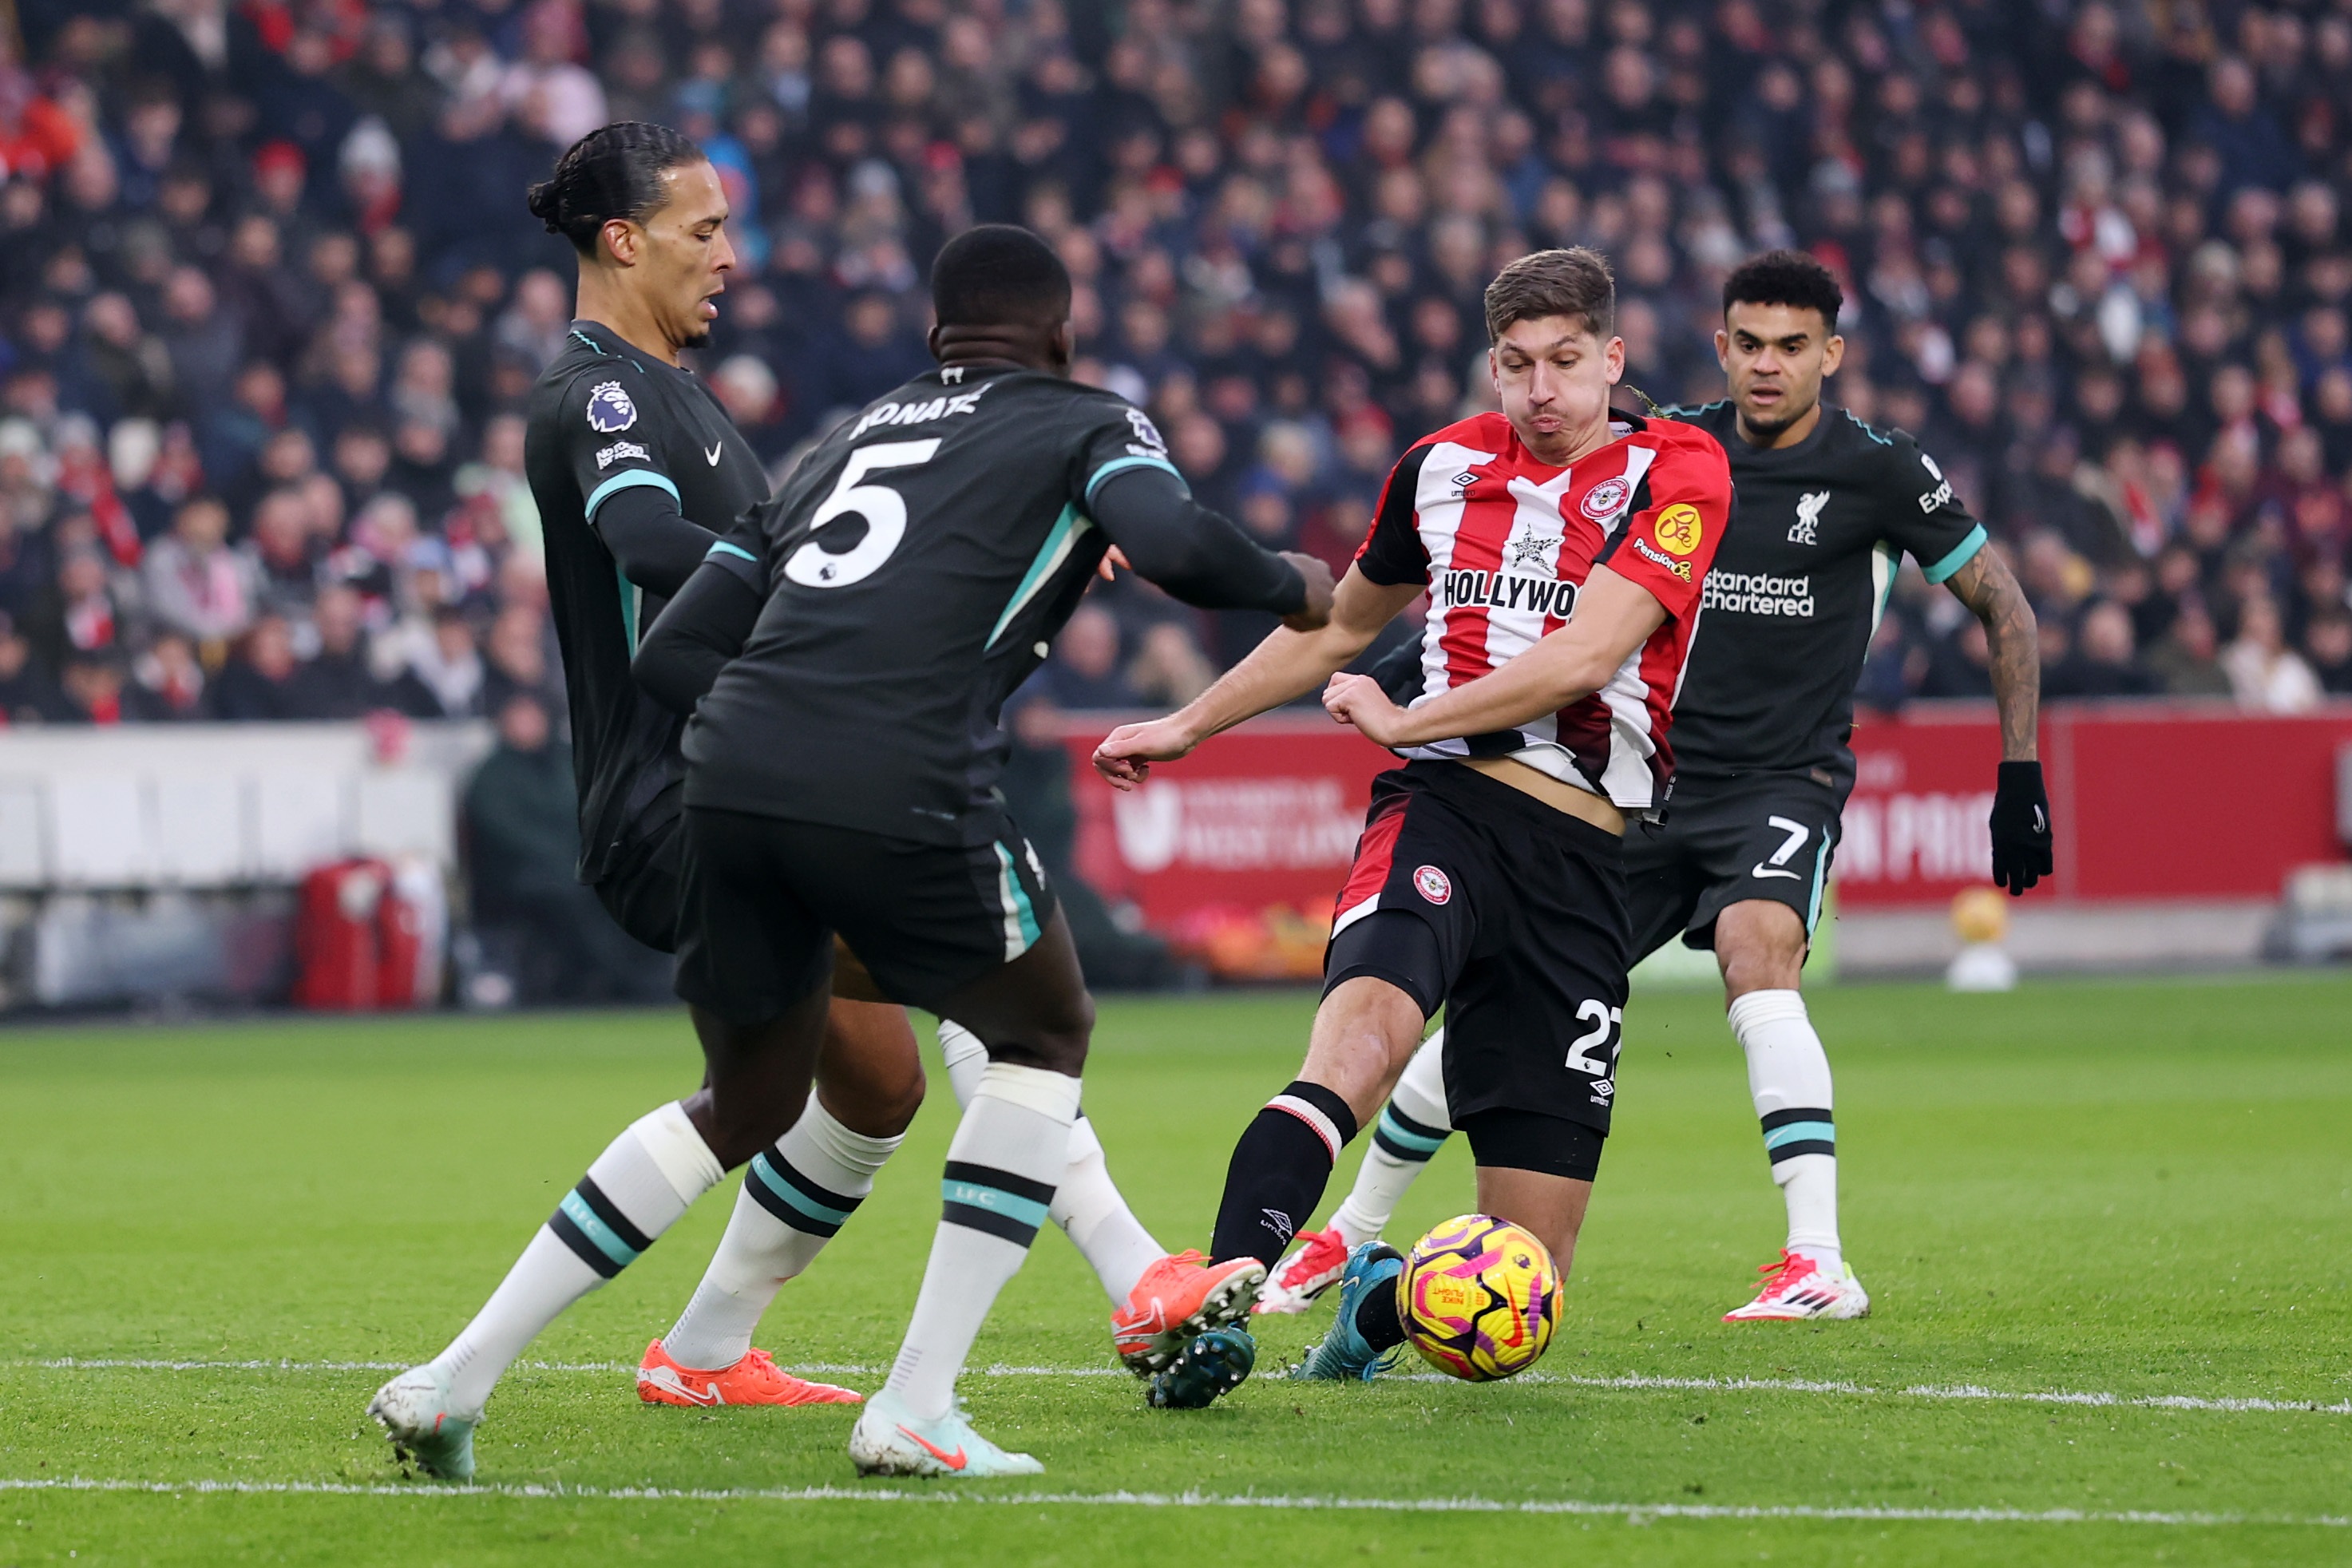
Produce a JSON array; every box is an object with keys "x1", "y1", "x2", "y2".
[{"x1": 1398, "y1": 1214, "x2": 1562, "y2": 1381}]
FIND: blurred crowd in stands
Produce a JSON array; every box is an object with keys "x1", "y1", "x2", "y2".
[{"x1": 1, "y1": 0, "x2": 2350, "y2": 743}]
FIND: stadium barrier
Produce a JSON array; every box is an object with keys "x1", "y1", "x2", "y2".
[
  {"x1": 1049, "y1": 703, "x2": 2352, "y2": 975},
  {"x1": 3, "y1": 706, "x2": 2345, "y2": 1008},
  {"x1": 0, "y1": 720, "x2": 490, "y2": 1009}
]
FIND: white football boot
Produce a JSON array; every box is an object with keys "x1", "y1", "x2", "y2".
[
  {"x1": 1255, "y1": 1225, "x2": 1350, "y2": 1316},
  {"x1": 368, "y1": 1364, "x2": 479, "y2": 1480},
  {"x1": 849, "y1": 1388, "x2": 1043, "y2": 1478},
  {"x1": 1723, "y1": 1249, "x2": 1871, "y2": 1321}
]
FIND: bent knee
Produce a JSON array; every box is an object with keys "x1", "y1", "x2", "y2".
[
  {"x1": 1016, "y1": 991, "x2": 1096, "y2": 1075},
  {"x1": 997, "y1": 1029, "x2": 1088, "y2": 1078},
  {"x1": 875, "y1": 1060, "x2": 928, "y2": 1134},
  {"x1": 1713, "y1": 902, "x2": 1808, "y2": 992}
]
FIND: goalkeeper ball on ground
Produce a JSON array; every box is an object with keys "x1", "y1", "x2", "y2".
[{"x1": 1398, "y1": 1214, "x2": 1562, "y2": 1381}]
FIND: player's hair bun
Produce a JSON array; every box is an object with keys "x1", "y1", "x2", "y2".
[
  {"x1": 526, "y1": 121, "x2": 705, "y2": 256},
  {"x1": 524, "y1": 178, "x2": 564, "y2": 233}
]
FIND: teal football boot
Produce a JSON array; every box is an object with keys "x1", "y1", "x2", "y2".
[
  {"x1": 1291, "y1": 1241, "x2": 1404, "y2": 1382},
  {"x1": 1146, "y1": 1326, "x2": 1257, "y2": 1408}
]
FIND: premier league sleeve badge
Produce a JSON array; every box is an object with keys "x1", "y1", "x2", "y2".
[{"x1": 585, "y1": 380, "x2": 638, "y2": 434}]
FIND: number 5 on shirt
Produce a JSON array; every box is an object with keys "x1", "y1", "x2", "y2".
[{"x1": 785, "y1": 439, "x2": 941, "y2": 588}]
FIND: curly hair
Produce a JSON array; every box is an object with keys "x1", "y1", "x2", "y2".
[{"x1": 1723, "y1": 249, "x2": 1844, "y2": 328}]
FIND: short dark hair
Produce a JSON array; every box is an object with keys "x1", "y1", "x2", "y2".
[
  {"x1": 1723, "y1": 248, "x2": 1843, "y2": 328},
  {"x1": 930, "y1": 224, "x2": 1072, "y2": 330},
  {"x1": 526, "y1": 122, "x2": 707, "y2": 255},
  {"x1": 1484, "y1": 247, "x2": 1616, "y2": 343}
]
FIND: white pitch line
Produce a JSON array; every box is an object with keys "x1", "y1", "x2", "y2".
[
  {"x1": 1549, "y1": 1372, "x2": 2352, "y2": 1416},
  {"x1": 14, "y1": 1359, "x2": 2348, "y2": 1416},
  {"x1": 0, "y1": 1476, "x2": 2344, "y2": 1528},
  {"x1": 1892, "y1": 1382, "x2": 2352, "y2": 1416}
]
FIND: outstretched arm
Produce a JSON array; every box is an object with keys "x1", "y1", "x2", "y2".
[
  {"x1": 1087, "y1": 465, "x2": 1332, "y2": 622},
  {"x1": 1092, "y1": 564, "x2": 1422, "y2": 790},
  {"x1": 1320, "y1": 565, "x2": 1665, "y2": 746}
]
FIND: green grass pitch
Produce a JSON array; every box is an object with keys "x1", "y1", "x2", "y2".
[{"x1": 2, "y1": 976, "x2": 2347, "y2": 1566}]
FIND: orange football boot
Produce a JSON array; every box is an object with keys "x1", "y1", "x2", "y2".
[
  {"x1": 636, "y1": 1340, "x2": 863, "y2": 1407},
  {"x1": 1110, "y1": 1250, "x2": 1267, "y2": 1375}
]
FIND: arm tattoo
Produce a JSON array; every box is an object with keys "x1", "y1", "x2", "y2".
[{"x1": 1945, "y1": 547, "x2": 2039, "y2": 760}]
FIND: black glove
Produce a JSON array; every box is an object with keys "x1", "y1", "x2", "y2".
[{"x1": 1988, "y1": 760, "x2": 2053, "y2": 895}]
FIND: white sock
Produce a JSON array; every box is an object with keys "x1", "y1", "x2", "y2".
[
  {"x1": 1049, "y1": 1113, "x2": 1162, "y2": 1302},
  {"x1": 883, "y1": 1061, "x2": 1079, "y2": 1421},
  {"x1": 937, "y1": 1019, "x2": 989, "y2": 1103},
  {"x1": 1725, "y1": 989, "x2": 1841, "y2": 1273},
  {"x1": 940, "y1": 1020, "x2": 1159, "y2": 1305},
  {"x1": 1331, "y1": 1028, "x2": 1451, "y2": 1248},
  {"x1": 430, "y1": 1102, "x2": 723, "y2": 1412},
  {"x1": 659, "y1": 1094, "x2": 901, "y2": 1371}
]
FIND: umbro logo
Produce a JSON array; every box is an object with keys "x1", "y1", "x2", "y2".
[
  {"x1": 1261, "y1": 1208, "x2": 1296, "y2": 1245},
  {"x1": 1452, "y1": 471, "x2": 1478, "y2": 489}
]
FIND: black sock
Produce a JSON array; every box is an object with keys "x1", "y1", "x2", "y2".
[
  {"x1": 1209, "y1": 1081, "x2": 1358, "y2": 1265},
  {"x1": 1352, "y1": 1273, "x2": 1406, "y2": 1351}
]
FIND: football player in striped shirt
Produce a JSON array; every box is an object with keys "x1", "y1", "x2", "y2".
[
  {"x1": 1265, "y1": 250, "x2": 2049, "y2": 1324},
  {"x1": 1094, "y1": 247, "x2": 1732, "y2": 1401}
]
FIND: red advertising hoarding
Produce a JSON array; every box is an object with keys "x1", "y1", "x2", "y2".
[
  {"x1": 1841, "y1": 703, "x2": 2352, "y2": 906},
  {"x1": 1055, "y1": 704, "x2": 2352, "y2": 925},
  {"x1": 1060, "y1": 718, "x2": 1392, "y2": 930}
]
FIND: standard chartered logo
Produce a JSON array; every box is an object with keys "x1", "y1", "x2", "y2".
[{"x1": 1702, "y1": 570, "x2": 1815, "y2": 617}]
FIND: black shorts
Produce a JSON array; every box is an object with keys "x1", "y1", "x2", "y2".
[
  {"x1": 592, "y1": 788, "x2": 684, "y2": 955},
  {"x1": 1321, "y1": 762, "x2": 1629, "y2": 1141},
  {"x1": 672, "y1": 806, "x2": 1058, "y2": 1024},
  {"x1": 1625, "y1": 772, "x2": 1840, "y2": 961}
]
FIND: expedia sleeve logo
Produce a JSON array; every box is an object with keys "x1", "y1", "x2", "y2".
[
  {"x1": 1652, "y1": 502, "x2": 1704, "y2": 556},
  {"x1": 1915, "y1": 449, "x2": 1955, "y2": 513}
]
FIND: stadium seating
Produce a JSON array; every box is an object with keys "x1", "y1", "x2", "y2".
[{"x1": 0, "y1": 0, "x2": 2345, "y2": 735}]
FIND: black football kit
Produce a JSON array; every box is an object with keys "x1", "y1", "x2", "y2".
[
  {"x1": 636, "y1": 363, "x2": 1308, "y2": 1020},
  {"x1": 522, "y1": 319, "x2": 770, "y2": 949},
  {"x1": 1630, "y1": 402, "x2": 1986, "y2": 953}
]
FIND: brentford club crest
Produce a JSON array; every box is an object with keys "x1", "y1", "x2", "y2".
[
  {"x1": 1413, "y1": 865, "x2": 1452, "y2": 905},
  {"x1": 1580, "y1": 476, "x2": 1629, "y2": 520}
]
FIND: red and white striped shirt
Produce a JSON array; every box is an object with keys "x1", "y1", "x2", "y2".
[{"x1": 1353, "y1": 410, "x2": 1732, "y2": 813}]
